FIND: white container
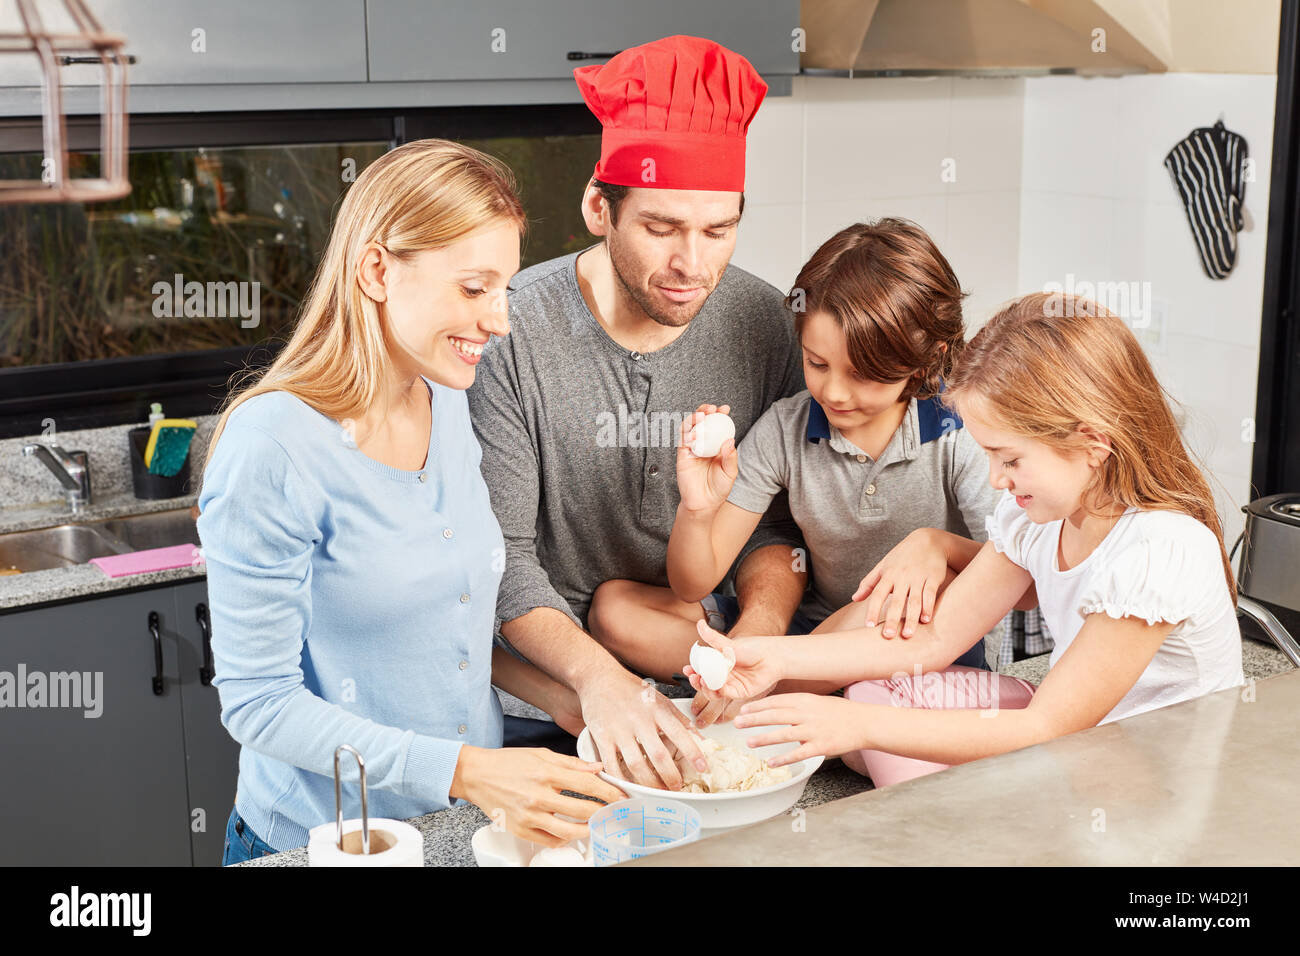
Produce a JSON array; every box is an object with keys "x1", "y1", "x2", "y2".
[
  {"x1": 471, "y1": 825, "x2": 548, "y2": 867},
  {"x1": 589, "y1": 798, "x2": 701, "y2": 866},
  {"x1": 471, "y1": 816, "x2": 593, "y2": 867},
  {"x1": 576, "y1": 698, "x2": 823, "y2": 831}
]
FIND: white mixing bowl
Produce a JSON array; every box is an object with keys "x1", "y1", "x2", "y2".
[{"x1": 576, "y1": 698, "x2": 823, "y2": 830}]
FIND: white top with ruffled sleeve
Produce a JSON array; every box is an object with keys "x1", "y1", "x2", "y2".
[{"x1": 985, "y1": 490, "x2": 1244, "y2": 724}]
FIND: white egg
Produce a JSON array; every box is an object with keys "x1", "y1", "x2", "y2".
[
  {"x1": 689, "y1": 640, "x2": 734, "y2": 691},
  {"x1": 528, "y1": 845, "x2": 588, "y2": 867},
  {"x1": 688, "y1": 412, "x2": 735, "y2": 459}
]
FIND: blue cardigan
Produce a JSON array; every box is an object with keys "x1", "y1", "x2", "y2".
[{"x1": 196, "y1": 378, "x2": 504, "y2": 851}]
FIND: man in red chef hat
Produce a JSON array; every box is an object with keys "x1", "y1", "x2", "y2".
[{"x1": 467, "y1": 35, "x2": 807, "y2": 790}]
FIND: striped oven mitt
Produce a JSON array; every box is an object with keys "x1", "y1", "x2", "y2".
[{"x1": 1164, "y1": 119, "x2": 1249, "y2": 280}]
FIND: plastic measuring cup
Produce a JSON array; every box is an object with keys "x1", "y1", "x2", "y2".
[{"x1": 589, "y1": 798, "x2": 701, "y2": 866}]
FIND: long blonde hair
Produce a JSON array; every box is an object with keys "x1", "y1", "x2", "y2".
[
  {"x1": 945, "y1": 292, "x2": 1236, "y2": 602},
  {"x1": 202, "y1": 138, "x2": 526, "y2": 477}
]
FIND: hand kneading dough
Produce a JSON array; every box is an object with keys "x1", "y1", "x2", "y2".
[{"x1": 676, "y1": 737, "x2": 792, "y2": 793}]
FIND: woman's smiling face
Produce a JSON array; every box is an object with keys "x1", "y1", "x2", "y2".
[{"x1": 362, "y1": 219, "x2": 520, "y2": 391}]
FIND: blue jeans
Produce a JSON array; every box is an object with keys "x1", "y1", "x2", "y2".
[
  {"x1": 706, "y1": 593, "x2": 989, "y2": 670},
  {"x1": 222, "y1": 806, "x2": 279, "y2": 866}
]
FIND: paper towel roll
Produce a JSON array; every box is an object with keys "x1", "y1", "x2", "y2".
[{"x1": 307, "y1": 818, "x2": 424, "y2": 867}]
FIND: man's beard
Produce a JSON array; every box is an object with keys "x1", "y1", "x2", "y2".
[{"x1": 606, "y1": 235, "x2": 712, "y2": 329}]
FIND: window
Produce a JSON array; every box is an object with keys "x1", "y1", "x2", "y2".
[{"x1": 0, "y1": 105, "x2": 600, "y2": 437}]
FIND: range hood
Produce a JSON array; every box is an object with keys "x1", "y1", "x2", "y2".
[{"x1": 801, "y1": 0, "x2": 1171, "y2": 77}]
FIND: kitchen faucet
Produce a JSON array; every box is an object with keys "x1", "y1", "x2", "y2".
[{"x1": 21, "y1": 442, "x2": 93, "y2": 514}]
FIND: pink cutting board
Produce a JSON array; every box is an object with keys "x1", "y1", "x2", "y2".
[{"x1": 90, "y1": 543, "x2": 204, "y2": 577}]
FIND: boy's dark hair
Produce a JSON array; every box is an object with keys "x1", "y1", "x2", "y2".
[
  {"x1": 786, "y1": 218, "x2": 967, "y2": 402},
  {"x1": 592, "y1": 178, "x2": 745, "y2": 228}
]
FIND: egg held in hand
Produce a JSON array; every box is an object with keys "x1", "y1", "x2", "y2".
[
  {"x1": 688, "y1": 412, "x2": 735, "y2": 459},
  {"x1": 689, "y1": 640, "x2": 734, "y2": 691}
]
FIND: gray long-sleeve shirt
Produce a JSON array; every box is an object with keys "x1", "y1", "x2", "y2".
[{"x1": 466, "y1": 244, "x2": 806, "y2": 631}]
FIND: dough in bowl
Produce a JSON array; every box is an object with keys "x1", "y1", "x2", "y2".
[{"x1": 677, "y1": 737, "x2": 792, "y2": 793}]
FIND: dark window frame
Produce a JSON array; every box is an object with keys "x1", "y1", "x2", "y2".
[
  {"x1": 1253, "y1": 0, "x2": 1300, "y2": 496},
  {"x1": 0, "y1": 103, "x2": 599, "y2": 438}
]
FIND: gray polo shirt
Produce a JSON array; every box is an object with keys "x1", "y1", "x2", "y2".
[
  {"x1": 727, "y1": 389, "x2": 999, "y2": 624},
  {"x1": 467, "y1": 244, "x2": 806, "y2": 631}
]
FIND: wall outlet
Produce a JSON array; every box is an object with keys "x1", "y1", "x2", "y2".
[{"x1": 1135, "y1": 295, "x2": 1167, "y2": 355}]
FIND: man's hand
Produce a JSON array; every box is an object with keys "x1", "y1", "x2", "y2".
[{"x1": 578, "y1": 663, "x2": 708, "y2": 791}]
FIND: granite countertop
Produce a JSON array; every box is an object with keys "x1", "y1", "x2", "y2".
[
  {"x1": 233, "y1": 759, "x2": 875, "y2": 867},
  {"x1": 0, "y1": 491, "x2": 204, "y2": 612},
  {"x1": 233, "y1": 644, "x2": 1295, "y2": 868},
  {"x1": 234, "y1": 679, "x2": 875, "y2": 867}
]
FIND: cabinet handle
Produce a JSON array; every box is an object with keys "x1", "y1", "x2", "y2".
[
  {"x1": 148, "y1": 611, "x2": 164, "y2": 696},
  {"x1": 197, "y1": 603, "x2": 214, "y2": 686},
  {"x1": 58, "y1": 53, "x2": 138, "y2": 66},
  {"x1": 566, "y1": 50, "x2": 623, "y2": 61}
]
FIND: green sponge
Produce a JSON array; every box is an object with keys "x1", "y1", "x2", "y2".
[{"x1": 144, "y1": 419, "x2": 197, "y2": 477}]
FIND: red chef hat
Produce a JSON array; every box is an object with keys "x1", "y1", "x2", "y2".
[{"x1": 573, "y1": 35, "x2": 768, "y2": 192}]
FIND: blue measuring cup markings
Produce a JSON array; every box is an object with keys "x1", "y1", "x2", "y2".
[{"x1": 590, "y1": 798, "x2": 702, "y2": 866}]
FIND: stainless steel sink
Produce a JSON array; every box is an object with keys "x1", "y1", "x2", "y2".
[
  {"x1": 0, "y1": 525, "x2": 123, "y2": 572},
  {"x1": 93, "y1": 510, "x2": 201, "y2": 553},
  {"x1": 0, "y1": 509, "x2": 199, "y2": 574}
]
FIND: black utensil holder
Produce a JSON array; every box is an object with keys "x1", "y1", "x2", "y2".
[{"x1": 128, "y1": 426, "x2": 192, "y2": 500}]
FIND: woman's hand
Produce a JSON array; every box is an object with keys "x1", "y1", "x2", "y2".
[
  {"x1": 732, "y1": 693, "x2": 869, "y2": 769},
  {"x1": 682, "y1": 619, "x2": 785, "y2": 705},
  {"x1": 852, "y1": 528, "x2": 948, "y2": 638},
  {"x1": 540, "y1": 678, "x2": 586, "y2": 738},
  {"x1": 549, "y1": 696, "x2": 587, "y2": 738},
  {"x1": 450, "y1": 746, "x2": 626, "y2": 848},
  {"x1": 676, "y1": 403, "x2": 738, "y2": 515}
]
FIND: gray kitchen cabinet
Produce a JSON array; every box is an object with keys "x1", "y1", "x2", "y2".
[
  {"x1": 0, "y1": 0, "x2": 367, "y2": 88},
  {"x1": 0, "y1": 586, "x2": 192, "y2": 865},
  {"x1": 172, "y1": 580, "x2": 241, "y2": 868},
  {"x1": 0, "y1": 576, "x2": 240, "y2": 866},
  {"x1": 366, "y1": 0, "x2": 801, "y2": 82}
]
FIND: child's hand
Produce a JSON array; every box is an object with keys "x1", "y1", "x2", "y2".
[
  {"x1": 852, "y1": 528, "x2": 948, "y2": 638},
  {"x1": 676, "y1": 404, "x2": 738, "y2": 514},
  {"x1": 682, "y1": 619, "x2": 783, "y2": 702},
  {"x1": 691, "y1": 685, "x2": 766, "y2": 728},
  {"x1": 732, "y1": 693, "x2": 867, "y2": 768}
]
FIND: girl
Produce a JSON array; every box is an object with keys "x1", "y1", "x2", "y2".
[
  {"x1": 685, "y1": 292, "x2": 1244, "y2": 786},
  {"x1": 198, "y1": 139, "x2": 621, "y2": 863},
  {"x1": 595, "y1": 219, "x2": 1009, "y2": 724}
]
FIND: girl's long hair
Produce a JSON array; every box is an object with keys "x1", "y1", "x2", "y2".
[
  {"x1": 201, "y1": 138, "x2": 526, "y2": 478},
  {"x1": 944, "y1": 292, "x2": 1236, "y2": 602}
]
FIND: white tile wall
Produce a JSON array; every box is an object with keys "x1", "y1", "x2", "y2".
[
  {"x1": 733, "y1": 75, "x2": 1025, "y2": 324},
  {"x1": 1019, "y1": 73, "x2": 1276, "y2": 546},
  {"x1": 734, "y1": 70, "x2": 1276, "y2": 551}
]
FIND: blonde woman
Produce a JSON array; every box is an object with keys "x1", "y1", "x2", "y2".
[{"x1": 198, "y1": 139, "x2": 622, "y2": 865}]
